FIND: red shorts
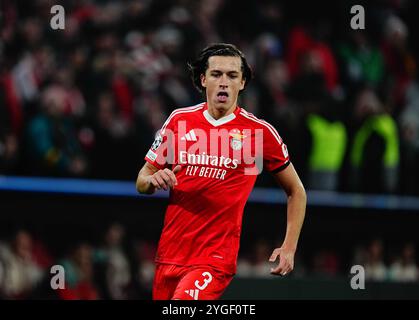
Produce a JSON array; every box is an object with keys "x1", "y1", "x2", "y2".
[{"x1": 152, "y1": 264, "x2": 233, "y2": 300}]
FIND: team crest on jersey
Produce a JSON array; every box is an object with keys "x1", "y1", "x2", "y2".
[
  {"x1": 151, "y1": 132, "x2": 163, "y2": 151},
  {"x1": 229, "y1": 129, "x2": 246, "y2": 151}
]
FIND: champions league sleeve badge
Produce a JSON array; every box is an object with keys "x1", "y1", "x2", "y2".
[
  {"x1": 151, "y1": 132, "x2": 163, "y2": 151},
  {"x1": 229, "y1": 129, "x2": 246, "y2": 151}
]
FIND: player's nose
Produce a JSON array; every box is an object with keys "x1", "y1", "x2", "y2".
[{"x1": 219, "y1": 74, "x2": 229, "y2": 87}]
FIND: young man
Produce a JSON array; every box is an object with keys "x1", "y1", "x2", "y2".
[{"x1": 136, "y1": 43, "x2": 306, "y2": 300}]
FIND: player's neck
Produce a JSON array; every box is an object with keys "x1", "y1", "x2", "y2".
[{"x1": 207, "y1": 103, "x2": 237, "y2": 120}]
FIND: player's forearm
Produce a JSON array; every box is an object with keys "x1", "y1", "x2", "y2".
[
  {"x1": 136, "y1": 174, "x2": 156, "y2": 194},
  {"x1": 282, "y1": 186, "x2": 306, "y2": 251}
]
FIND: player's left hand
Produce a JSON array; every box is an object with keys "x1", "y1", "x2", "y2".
[{"x1": 269, "y1": 247, "x2": 295, "y2": 276}]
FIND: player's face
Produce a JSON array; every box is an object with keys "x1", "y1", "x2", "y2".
[{"x1": 201, "y1": 55, "x2": 245, "y2": 116}]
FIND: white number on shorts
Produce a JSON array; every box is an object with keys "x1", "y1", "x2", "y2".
[{"x1": 194, "y1": 271, "x2": 213, "y2": 291}]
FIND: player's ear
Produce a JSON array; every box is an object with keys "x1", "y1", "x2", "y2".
[
  {"x1": 239, "y1": 77, "x2": 245, "y2": 90},
  {"x1": 200, "y1": 74, "x2": 207, "y2": 88}
]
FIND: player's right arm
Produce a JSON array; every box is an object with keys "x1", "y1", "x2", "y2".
[
  {"x1": 137, "y1": 108, "x2": 185, "y2": 194},
  {"x1": 136, "y1": 162, "x2": 181, "y2": 194}
]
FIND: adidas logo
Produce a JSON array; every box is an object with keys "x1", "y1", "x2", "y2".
[
  {"x1": 180, "y1": 129, "x2": 198, "y2": 141},
  {"x1": 184, "y1": 289, "x2": 199, "y2": 300}
]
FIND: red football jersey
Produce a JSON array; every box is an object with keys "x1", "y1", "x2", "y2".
[{"x1": 145, "y1": 102, "x2": 290, "y2": 274}]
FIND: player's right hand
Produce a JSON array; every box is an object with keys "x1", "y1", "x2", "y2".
[{"x1": 148, "y1": 165, "x2": 181, "y2": 191}]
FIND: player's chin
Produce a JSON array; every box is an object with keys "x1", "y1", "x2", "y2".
[
  {"x1": 213, "y1": 100, "x2": 228, "y2": 108},
  {"x1": 213, "y1": 100, "x2": 232, "y2": 113}
]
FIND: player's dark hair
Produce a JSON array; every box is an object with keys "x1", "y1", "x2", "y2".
[{"x1": 188, "y1": 43, "x2": 253, "y2": 94}]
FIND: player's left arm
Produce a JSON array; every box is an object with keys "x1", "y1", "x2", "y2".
[{"x1": 269, "y1": 163, "x2": 306, "y2": 276}]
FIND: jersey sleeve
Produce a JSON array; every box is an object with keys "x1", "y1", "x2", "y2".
[
  {"x1": 262, "y1": 124, "x2": 290, "y2": 173},
  {"x1": 144, "y1": 113, "x2": 176, "y2": 170}
]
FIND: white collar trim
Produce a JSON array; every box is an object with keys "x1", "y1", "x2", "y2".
[{"x1": 203, "y1": 110, "x2": 236, "y2": 127}]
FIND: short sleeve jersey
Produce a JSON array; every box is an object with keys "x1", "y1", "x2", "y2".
[{"x1": 145, "y1": 102, "x2": 290, "y2": 274}]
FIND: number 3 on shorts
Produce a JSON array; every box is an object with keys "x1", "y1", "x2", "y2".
[{"x1": 194, "y1": 272, "x2": 213, "y2": 291}]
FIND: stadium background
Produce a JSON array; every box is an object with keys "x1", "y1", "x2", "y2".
[{"x1": 1, "y1": 0, "x2": 419, "y2": 299}]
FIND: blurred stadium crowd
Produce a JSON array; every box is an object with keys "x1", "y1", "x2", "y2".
[
  {"x1": 1, "y1": 0, "x2": 419, "y2": 299},
  {"x1": 1, "y1": 0, "x2": 419, "y2": 195},
  {"x1": 0, "y1": 226, "x2": 417, "y2": 299},
  {"x1": 0, "y1": 223, "x2": 156, "y2": 299}
]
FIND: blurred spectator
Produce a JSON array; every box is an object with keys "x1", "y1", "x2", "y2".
[
  {"x1": 0, "y1": 131, "x2": 19, "y2": 174},
  {"x1": 134, "y1": 92, "x2": 167, "y2": 144},
  {"x1": 364, "y1": 238, "x2": 388, "y2": 281},
  {"x1": 338, "y1": 31, "x2": 385, "y2": 94},
  {"x1": 135, "y1": 240, "x2": 157, "y2": 296},
  {"x1": 236, "y1": 240, "x2": 272, "y2": 278},
  {"x1": 0, "y1": 70, "x2": 22, "y2": 174},
  {"x1": 279, "y1": 53, "x2": 332, "y2": 183},
  {"x1": 25, "y1": 84, "x2": 88, "y2": 177},
  {"x1": 194, "y1": 0, "x2": 224, "y2": 45},
  {"x1": 398, "y1": 82, "x2": 419, "y2": 195},
  {"x1": 311, "y1": 249, "x2": 340, "y2": 277},
  {"x1": 0, "y1": 69, "x2": 24, "y2": 135},
  {"x1": 94, "y1": 222, "x2": 132, "y2": 300},
  {"x1": 250, "y1": 239, "x2": 274, "y2": 278},
  {"x1": 352, "y1": 244, "x2": 368, "y2": 267},
  {"x1": 58, "y1": 242, "x2": 99, "y2": 300},
  {"x1": 90, "y1": 91, "x2": 138, "y2": 180},
  {"x1": 0, "y1": 230, "x2": 45, "y2": 299},
  {"x1": 286, "y1": 24, "x2": 339, "y2": 93},
  {"x1": 259, "y1": 58, "x2": 290, "y2": 116},
  {"x1": 388, "y1": 242, "x2": 419, "y2": 282},
  {"x1": 381, "y1": 14, "x2": 416, "y2": 115},
  {"x1": 51, "y1": 65, "x2": 86, "y2": 118},
  {"x1": 236, "y1": 257, "x2": 253, "y2": 278},
  {"x1": 306, "y1": 95, "x2": 347, "y2": 191},
  {"x1": 349, "y1": 87, "x2": 400, "y2": 193}
]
